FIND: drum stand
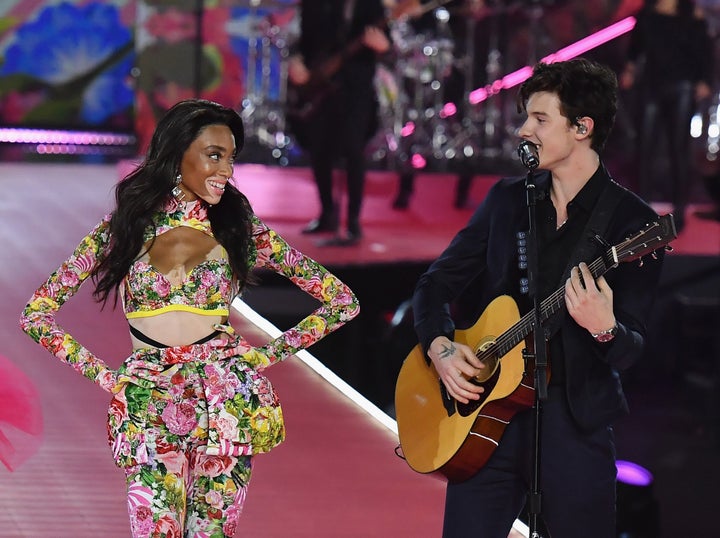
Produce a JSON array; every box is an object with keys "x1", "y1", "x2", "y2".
[
  {"x1": 444, "y1": 13, "x2": 484, "y2": 161},
  {"x1": 238, "y1": 5, "x2": 293, "y2": 165},
  {"x1": 449, "y1": 4, "x2": 512, "y2": 160},
  {"x1": 388, "y1": 9, "x2": 457, "y2": 170}
]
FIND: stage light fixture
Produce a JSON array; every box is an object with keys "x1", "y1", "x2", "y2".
[
  {"x1": 616, "y1": 460, "x2": 660, "y2": 538},
  {"x1": 469, "y1": 16, "x2": 638, "y2": 105}
]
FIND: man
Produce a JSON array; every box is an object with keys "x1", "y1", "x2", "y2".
[
  {"x1": 411, "y1": 59, "x2": 665, "y2": 537},
  {"x1": 288, "y1": 0, "x2": 390, "y2": 245},
  {"x1": 619, "y1": 0, "x2": 714, "y2": 232}
]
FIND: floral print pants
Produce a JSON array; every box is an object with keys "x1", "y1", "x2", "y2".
[
  {"x1": 108, "y1": 337, "x2": 284, "y2": 537},
  {"x1": 121, "y1": 371, "x2": 253, "y2": 538},
  {"x1": 124, "y1": 450, "x2": 252, "y2": 538}
]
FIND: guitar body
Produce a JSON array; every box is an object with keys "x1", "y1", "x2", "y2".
[
  {"x1": 285, "y1": 83, "x2": 320, "y2": 150},
  {"x1": 286, "y1": 66, "x2": 342, "y2": 124},
  {"x1": 395, "y1": 295, "x2": 536, "y2": 483}
]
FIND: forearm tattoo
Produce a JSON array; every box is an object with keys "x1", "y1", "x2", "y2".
[{"x1": 438, "y1": 342, "x2": 456, "y2": 359}]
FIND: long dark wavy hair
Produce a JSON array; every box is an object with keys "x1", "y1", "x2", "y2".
[{"x1": 92, "y1": 99, "x2": 255, "y2": 306}]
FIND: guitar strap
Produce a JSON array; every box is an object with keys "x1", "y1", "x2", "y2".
[{"x1": 541, "y1": 175, "x2": 625, "y2": 339}]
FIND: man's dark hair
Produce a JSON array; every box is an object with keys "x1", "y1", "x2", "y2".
[{"x1": 517, "y1": 58, "x2": 618, "y2": 151}]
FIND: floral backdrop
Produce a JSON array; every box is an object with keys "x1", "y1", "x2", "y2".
[
  {"x1": 0, "y1": 1, "x2": 136, "y2": 131},
  {"x1": 0, "y1": 0, "x2": 298, "y2": 153}
]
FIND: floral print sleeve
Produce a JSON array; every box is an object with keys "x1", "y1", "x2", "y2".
[
  {"x1": 244, "y1": 216, "x2": 360, "y2": 368},
  {"x1": 19, "y1": 215, "x2": 118, "y2": 392}
]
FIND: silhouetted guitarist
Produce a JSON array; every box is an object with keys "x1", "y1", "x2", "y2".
[{"x1": 287, "y1": 0, "x2": 389, "y2": 244}]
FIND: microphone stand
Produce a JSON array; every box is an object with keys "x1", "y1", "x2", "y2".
[
  {"x1": 193, "y1": 0, "x2": 204, "y2": 97},
  {"x1": 518, "y1": 141, "x2": 547, "y2": 538}
]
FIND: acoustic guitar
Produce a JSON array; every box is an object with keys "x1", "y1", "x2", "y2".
[{"x1": 394, "y1": 215, "x2": 677, "y2": 483}]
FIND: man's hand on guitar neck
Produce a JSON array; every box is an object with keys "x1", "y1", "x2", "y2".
[
  {"x1": 565, "y1": 262, "x2": 617, "y2": 338},
  {"x1": 361, "y1": 26, "x2": 390, "y2": 54},
  {"x1": 388, "y1": 0, "x2": 423, "y2": 21},
  {"x1": 288, "y1": 56, "x2": 310, "y2": 86},
  {"x1": 287, "y1": 24, "x2": 388, "y2": 88},
  {"x1": 427, "y1": 336, "x2": 485, "y2": 404}
]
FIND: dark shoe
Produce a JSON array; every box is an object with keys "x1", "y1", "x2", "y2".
[
  {"x1": 454, "y1": 174, "x2": 472, "y2": 209},
  {"x1": 344, "y1": 229, "x2": 362, "y2": 245},
  {"x1": 392, "y1": 190, "x2": 411, "y2": 210},
  {"x1": 301, "y1": 216, "x2": 337, "y2": 234},
  {"x1": 347, "y1": 219, "x2": 362, "y2": 239},
  {"x1": 317, "y1": 233, "x2": 361, "y2": 247},
  {"x1": 317, "y1": 222, "x2": 362, "y2": 247},
  {"x1": 454, "y1": 197, "x2": 473, "y2": 210}
]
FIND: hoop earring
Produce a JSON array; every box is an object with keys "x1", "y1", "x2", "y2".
[{"x1": 172, "y1": 173, "x2": 186, "y2": 201}]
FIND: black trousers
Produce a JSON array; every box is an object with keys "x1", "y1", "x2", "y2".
[
  {"x1": 637, "y1": 81, "x2": 695, "y2": 210},
  {"x1": 304, "y1": 80, "x2": 377, "y2": 224},
  {"x1": 442, "y1": 386, "x2": 617, "y2": 538}
]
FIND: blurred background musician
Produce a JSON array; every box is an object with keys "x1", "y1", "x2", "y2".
[
  {"x1": 619, "y1": 0, "x2": 715, "y2": 231},
  {"x1": 287, "y1": 0, "x2": 390, "y2": 245}
]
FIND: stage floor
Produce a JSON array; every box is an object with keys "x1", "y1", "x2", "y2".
[{"x1": 118, "y1": 160, "x2": 720, "y2": 265}]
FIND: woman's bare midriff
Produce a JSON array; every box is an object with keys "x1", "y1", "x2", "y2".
[{"x1": 129, "y1": 310, "x2": 228, "y2": 350}]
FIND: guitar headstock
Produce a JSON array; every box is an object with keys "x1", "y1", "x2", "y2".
[{"x1": 615, "y1": 214, "x2": 678, "y2": 264}]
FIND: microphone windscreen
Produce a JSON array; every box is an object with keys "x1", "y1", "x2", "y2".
[{"x1": 517, "y1": 141, "x2": 539, "y2": 170}]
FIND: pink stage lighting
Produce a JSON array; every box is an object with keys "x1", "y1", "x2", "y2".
[
  {"x1": 401, "y1": 122, "x2": 416, "y2": 137},
  {"x1": 440, "y1": 102, "x2": 457, "y2": 119},
  {"x1": 469, "y1": 16, "x2": 637, "y2": 105},
  {"x1": 0, "y1": 127, "x2": 135, "y2": 146},
  {"x1": 410, "y1": 153, "x2": 427, "y2": 169}
]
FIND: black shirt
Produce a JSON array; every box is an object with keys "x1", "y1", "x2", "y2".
[{"x1": 537, "y1": 166, "x2": 607, "y2": 385}]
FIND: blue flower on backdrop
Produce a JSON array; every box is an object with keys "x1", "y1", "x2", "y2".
[{"x1": 0, "y1": 1, "x2": 134, "y2": 125}]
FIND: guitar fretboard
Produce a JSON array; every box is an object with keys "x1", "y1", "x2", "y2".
[{"x1": 474, "y1": 217, "x2": 672, "y2": 364}]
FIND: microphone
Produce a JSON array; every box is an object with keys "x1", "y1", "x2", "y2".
[{"x1": 517, "y1": 140, "x2": 539, "y2": 170}]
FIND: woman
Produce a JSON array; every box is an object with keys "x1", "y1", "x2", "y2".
[{"x1": 19, "y1": 99, "x2": 360, "y2": 537}]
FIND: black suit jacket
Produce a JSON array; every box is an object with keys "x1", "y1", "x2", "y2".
[
  {"x1": 412, "y1": 166, "x2": 665, "y2": 431},
  {"x1": 297, "y1": 0, "x2": 385, "y2": 89},
  {"x1": 291, "y1": 0, "x2": 385, "y2": 149}
]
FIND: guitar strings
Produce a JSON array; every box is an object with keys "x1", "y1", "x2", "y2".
[
  {"x1": 474, "y1": 221, "x2": 664, "y2": 365},
  {"x1": 475, "y1": 256, "x2": 610, "y2": 364}
]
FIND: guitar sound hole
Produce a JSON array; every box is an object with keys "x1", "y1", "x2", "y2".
[
  {"x1": 474, "y1": 355, "x2": 499, "y2": 383},
  {"x1": 458, "y1": 363, "x2": 501, "y2": 417}
]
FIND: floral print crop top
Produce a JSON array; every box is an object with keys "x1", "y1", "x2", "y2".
[
  {"x1": 123, "y1": 199, "x2": 233, "y2": 319},
  {"x1": 20, "y1": 197, "x2": 360, "y2": 393}
]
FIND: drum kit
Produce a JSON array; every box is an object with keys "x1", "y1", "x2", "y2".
[
  {"x1": 368, "y1": 3, "x2": 505, "y2": 170},
  {"x1": 237, "y1": 1, "x2": 523, "y2": 168},
  {"x1": 227, "y1": 0, "x2": 298, "y2": 165}
]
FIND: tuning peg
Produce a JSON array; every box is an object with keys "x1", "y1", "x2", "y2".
[
  {"x1": 519, "y1": 277, "x2": 529, "y2": 295},
  {"x1": 638, "y1": 258, "x2": 644, "y2": 267},
  {"x1": 665, "y1": 245, "x2": 673, "y2": 252}
]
